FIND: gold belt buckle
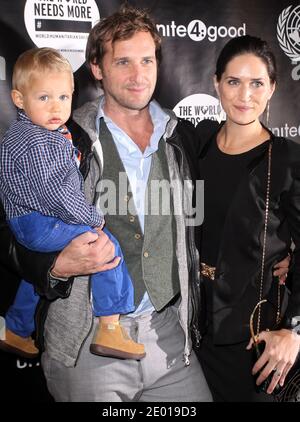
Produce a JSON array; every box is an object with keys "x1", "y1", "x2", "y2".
[{"x1": 200, "y1": 262, "x2": 216, "y2": 280}]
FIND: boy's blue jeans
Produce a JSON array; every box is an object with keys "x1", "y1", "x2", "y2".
[{"x1": 7, "y1": 212, "x2": 134, "y2": 337}]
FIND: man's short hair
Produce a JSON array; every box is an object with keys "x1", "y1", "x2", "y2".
[{"x1": 86, "y1": 4, "x2": 162, "y2": 68}]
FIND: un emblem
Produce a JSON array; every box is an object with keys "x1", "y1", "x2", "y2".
[{"x1": 277, "y1": 5, "x2": 300, "y2": 62}]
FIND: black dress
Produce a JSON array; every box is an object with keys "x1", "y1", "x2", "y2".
[{"x1": 197, "y1": 128, "x2": 274, "y2": 402}]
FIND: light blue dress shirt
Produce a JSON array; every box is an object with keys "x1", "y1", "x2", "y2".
[{"x1": 96, "y1": 96, "x2": 170, "y2": 316}]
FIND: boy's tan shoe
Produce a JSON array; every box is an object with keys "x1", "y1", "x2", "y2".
[
  {"x1": 90, "y1": 322, "x2": 146, "y2": 360},
  {"x1": 0, "y1": 329, "x2": 39, "y2": 358}
]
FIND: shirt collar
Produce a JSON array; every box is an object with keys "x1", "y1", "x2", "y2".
[
  {"x1": 17, "y1": 108, "x2": 31, "y2": 124},
  {"x1": 96, "y1": 95, "x2": 170, "y2": 156}
]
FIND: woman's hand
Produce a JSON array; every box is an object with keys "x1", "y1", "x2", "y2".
[
  {"x1": 51, "y1": 230, "x2": 120, "y2": 278},
  {"x1": 247, "y1": 329, "x2": 300, "y2": 394},
  {"x1": 273, "y1": 255, "x2": 290, "y2": 285}
]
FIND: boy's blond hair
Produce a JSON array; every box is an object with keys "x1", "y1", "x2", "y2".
[{"x1": 12, "y1": 47, "x2": 74, "y2": 92}]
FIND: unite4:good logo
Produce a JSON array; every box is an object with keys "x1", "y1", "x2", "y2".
[{"x1": 156, "y1": 19, "x2": 246, "y2": 42}]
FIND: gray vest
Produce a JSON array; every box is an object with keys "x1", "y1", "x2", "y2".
[{"x1": 98, "y1": 122, "x2": 180, "y2": 311}]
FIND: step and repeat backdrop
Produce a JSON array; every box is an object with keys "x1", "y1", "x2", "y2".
[{"x1": 0, "y1": 0, "x2": 299, "y2": 402}]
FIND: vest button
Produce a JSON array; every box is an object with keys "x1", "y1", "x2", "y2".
[
  {"x1": 129, "y1": 216, "x2": 135, "y2": 223},
  {"x1": 143, "y1": 251, "x2": 149, "y2": 258},
  {"x1": 134, "y1": 233, "x2": 141, "y2": 240}
]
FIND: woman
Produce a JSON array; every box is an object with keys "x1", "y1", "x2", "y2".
[{"x1": 195, "y1": 35, "x2": 300, "y2": 402}]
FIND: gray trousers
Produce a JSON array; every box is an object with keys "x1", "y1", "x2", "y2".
[{"x1": 42, "y1": 304, "x2": 212, "y2": 402}]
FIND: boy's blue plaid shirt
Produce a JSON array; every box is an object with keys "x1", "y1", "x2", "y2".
[{"x1": 0, "y1": 109, "x2": 103, "y2": 227}]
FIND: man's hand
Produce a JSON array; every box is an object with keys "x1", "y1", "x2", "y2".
[{"x1": 51, "y1": 230, "x2": 120, "y2": 278}]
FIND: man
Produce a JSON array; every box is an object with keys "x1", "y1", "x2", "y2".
[{"x1": 2, "y1": 5, "x2": 211, "y2": 402}]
